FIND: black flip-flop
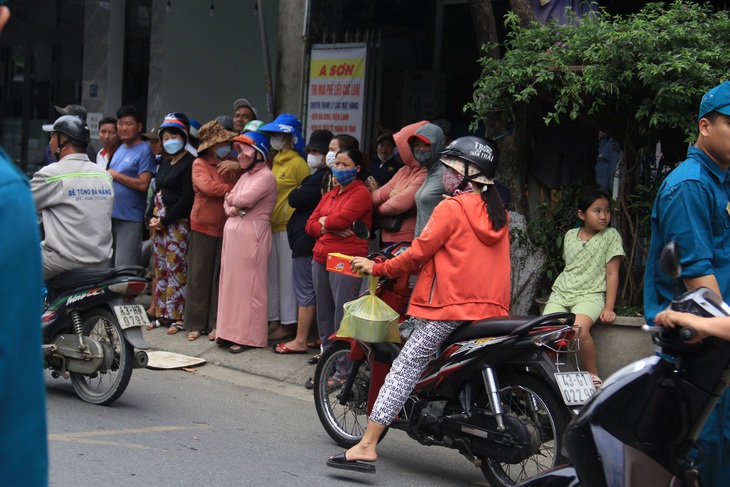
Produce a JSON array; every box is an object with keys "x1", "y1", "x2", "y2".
[
  {"x1": 229, "y1": 344, "x2": 250, "y2": 354},
  {"x1": 327, "y1": 452, "x2": 376, "y2": 474}
]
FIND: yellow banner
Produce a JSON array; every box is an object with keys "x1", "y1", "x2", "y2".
[{"x1": 310, "y1": 58, "x2": 365, "y2": 79}]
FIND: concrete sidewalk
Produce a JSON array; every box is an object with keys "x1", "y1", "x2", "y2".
[{"x1": 137, "y1": 295, "x2": 317, "y2": 389}]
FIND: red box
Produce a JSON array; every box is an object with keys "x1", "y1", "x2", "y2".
[{"x1": 326, "y1": 253, "x2": 360, "y2": 277}]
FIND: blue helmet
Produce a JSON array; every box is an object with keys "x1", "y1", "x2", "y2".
[
  {"x1": 234, "y1": 131, "x2": 270, "y2": 161},
  {"x1": 159, "y1": 116, "x2": 188, "y2": 145}
]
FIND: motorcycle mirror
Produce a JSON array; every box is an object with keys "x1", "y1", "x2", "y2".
[
  {"x1": 353, "y1": 220, "x2": 370, "y2": 240},
  {"x1": 660, "y1": 241, "x2": 682, "y2": 298},
  {"x1": 659, "y1": 241, "x2": 681, "y2": 279}
]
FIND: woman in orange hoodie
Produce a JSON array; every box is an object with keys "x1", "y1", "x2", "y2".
[{"x1": 327, "y1": 136, "x2": 510, "y2": 474}]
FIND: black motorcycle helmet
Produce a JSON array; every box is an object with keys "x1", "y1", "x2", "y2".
[
  {"x1": 42, "y1": 115, "x2": 91, "y2": 159},
  {"x1": 440, "y1": 136, "x2": 499, "y2": 190}
]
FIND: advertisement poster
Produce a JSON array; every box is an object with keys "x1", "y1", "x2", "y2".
[{"x1": 306, "y1": 46, "x2": 367, "y2": 142}]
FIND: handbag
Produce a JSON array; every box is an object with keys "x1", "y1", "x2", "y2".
[{"x1": 375, "y1": 212, "x2": 406, "y2": 232}]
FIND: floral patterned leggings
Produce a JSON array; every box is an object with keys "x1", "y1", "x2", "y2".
[
  {"x1": 368, "y1": 318, "x2": 465, "y2": 425},
  {"x1": 152, "y1": 194, "x2": 190, "y2": 321}
]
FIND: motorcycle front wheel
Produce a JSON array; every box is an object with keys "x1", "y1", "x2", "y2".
[
  {"x1": 480, "y1": 373, "x2": 570, "y2": 487},
  {"x1": 313, "y1": 340, "x2": 387, "y2": 448},
  {"x1": 69, "y1": 308, "x2": 133, "y2": 405}
]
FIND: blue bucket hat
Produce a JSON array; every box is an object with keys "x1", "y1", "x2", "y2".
[
  {"x1": 698, "y1": 81, "x2": 730, "y2": 120},
  {"x1": 259, "y1": 114, "x2": 306, "y2": 157}
]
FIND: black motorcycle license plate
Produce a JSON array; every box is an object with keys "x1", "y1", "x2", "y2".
[
  {"x1": 113, "y1": 305, "x2": 151, "y2": 329},
  {"x1": 554, "y1": 372, "x2": 596, "y2": 406}
]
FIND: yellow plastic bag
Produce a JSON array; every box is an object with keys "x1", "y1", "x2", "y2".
[{"x1": 337, "y1": 276, "x2": 401, "y2": 343}]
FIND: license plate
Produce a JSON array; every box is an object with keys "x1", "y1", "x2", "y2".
[
  {"x1": 554, "y1": 372, "x2": 596, "y2": 406},
  {"x1": 113, "y1": 305, "x2": 151, "y2": 329}
]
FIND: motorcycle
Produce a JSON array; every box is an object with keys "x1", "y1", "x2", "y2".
[
  {"x1": 314, "y1": 241, "x2": 595, "y2": 486},
  {"x1": 42, "y1": 265, "x2": 151, "y2": 405},
  {"x1": 519, "y1": 241, "x2": 730, "y2": 487}
]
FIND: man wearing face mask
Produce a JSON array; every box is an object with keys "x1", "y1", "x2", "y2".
[
  {"x1": 275, "y1": 129, "x2": 332, "y2": 355},
  {"x1": 371, "y1": 121, "x2": 429, "y2": 245},
  {"x1": 411, "y1": 123, "x2": 446, "y2": 237},
  {"x1": 145, "y1": 116, "x2": 195, "y2": 333},
  {"x1": 259, "y1": 114, "x2": 311, "y2": 341}
]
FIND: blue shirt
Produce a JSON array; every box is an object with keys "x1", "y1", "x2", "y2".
[
  {"x1": 644, "y1": 146, "x2": 730, "y2": 322},
  {"x1": 0, "y1": 146, "x2": 48, "y2": 486},
  {"x1": 108, "y1": 141, "x2": 156, "y2": 222}
]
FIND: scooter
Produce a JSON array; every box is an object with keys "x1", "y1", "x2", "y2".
[
  {"x1": 42, "y1": 265, "x2": 151, "y2": 405},
  {"x1": 314, "y1": 241, "x2": 594, "y2": 486},
  {"x1": 518, "y1": 241, "x2": 730, "y2": 487}
]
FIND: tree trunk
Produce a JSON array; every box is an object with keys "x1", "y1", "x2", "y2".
[
  {"x1": 509, "y1": 0, "x2": 538, "y2": 27},
  {"x1": 468, "y1": 0, "x2": 500, "y2": 60}
]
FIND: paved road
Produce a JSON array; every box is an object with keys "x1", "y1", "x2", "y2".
[{"x1": 46, "y1": 364, "x2": 489, "y2": 487}]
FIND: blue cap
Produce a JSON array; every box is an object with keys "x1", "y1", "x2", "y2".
[
  {"x1": 698, "y1": 82, "x2": 730, "y2": 120},
  {"x1": 259, "y1": 114, "x2": 306, "y2": 157}
]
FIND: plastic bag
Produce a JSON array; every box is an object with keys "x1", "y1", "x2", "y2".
[{"x1": 337, "y1": 276, "x2": 401, "y2": 343}]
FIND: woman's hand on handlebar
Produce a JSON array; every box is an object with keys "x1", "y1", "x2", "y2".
[{"x1": 350, "y1": 256, "x2": 375, "y2": 275}]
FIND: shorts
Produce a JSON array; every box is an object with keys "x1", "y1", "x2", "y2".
[
  {"x1": 543, "y1": 300, "x2": 603, "y2": 323},
  {"x1": 292, "y1": 256, "x2": 316, "y2": 307}
]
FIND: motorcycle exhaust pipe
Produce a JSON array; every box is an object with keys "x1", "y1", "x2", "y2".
[{"x1": 134, "y1": 350, "x2": 149, "y2": 368}]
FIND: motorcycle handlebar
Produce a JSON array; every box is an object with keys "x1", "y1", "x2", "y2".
[{"x1": 642, "y1": 324, "x2": 696, "y2": 343}]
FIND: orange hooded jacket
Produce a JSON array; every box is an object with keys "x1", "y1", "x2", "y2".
[{"x1": 372, "y1": 193, "x2": 510, "y2": 321}]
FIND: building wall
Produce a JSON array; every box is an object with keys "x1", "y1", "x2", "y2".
[{"x1": 151, "y1": 0, "x2": 279, "y2": 128}]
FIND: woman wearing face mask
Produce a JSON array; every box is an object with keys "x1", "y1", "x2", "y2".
[
  {"x1": 370, "y1": 121, "x2": 429, "y2": 246},
  {"x1": 370, "y1": 133, "x2": 403, "y2": 187},
  {"x1": 182, "y1": 120, "x2": 239, "y2": 342},
  {"x1": 322, "y1": 134, "x2": 361, "y2": 194},
  {"x1": 411, "y1": 123, "x2": 446, "y2": 237},
  {"x1": 305, "y1": 148, "x2": 373, "y2": 359},
  {"x1": 327, "y1": 136, "x2": 509, "y2": 474},
  {"x1": 146, "y1": 116, "x2": 196, "y2": 334},
  {"x1": 258, "y1": 114, "x2": 311, "y2": 342},
  {"x1": 216, "y1": 131, "x2": 277, "y2": 353},
  {"x1": 274, "y1": 129, "x2": 333, "y2": 356}
]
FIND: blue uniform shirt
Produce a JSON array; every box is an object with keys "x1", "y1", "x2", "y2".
[
  {"x1": 0, "y1": 146, "x2": 48, "y2": 486},
  {"x1": 644, "y1": 146, "x2": 730, "y2": 322}
]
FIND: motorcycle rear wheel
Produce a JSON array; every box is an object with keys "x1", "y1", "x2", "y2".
[
  {"x1": 480, "y1": 373, "x2": 570, "y2": 487},
  {"x1": 69, "y1": 308, "x2": 133, "y2": 405},
  {"x1": 313, "y1": 340, "x2": 387, "y2": 448}
]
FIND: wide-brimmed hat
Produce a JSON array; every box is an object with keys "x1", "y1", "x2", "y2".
[
  {"x1": 55, "y1": 104, "x2": 87, "y2": 120},
  {"x1": 141, "y1": 126, "x2": 160, "y2": 142},
  {"x1": 197, "y1": 120, "x2": 239, "y2": 153},
  {"x1": 304, "y1": 129, "x2": 333, "y2": 154}
]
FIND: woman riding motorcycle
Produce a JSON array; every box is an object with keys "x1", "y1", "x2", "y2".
[{"x1": 326, "y1": 135, "x2": 510, "y2": 473}]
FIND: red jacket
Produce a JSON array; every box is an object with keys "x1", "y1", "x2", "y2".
[
  {"x1": 190, "y1": 154, "x2": 236, "y2": 237},
  {"x1": 373, "y1": 193, "x2": 510, "y2": 321},
  {"x1": 306, "y1": 179, "x2": 373, "y2": 264}
]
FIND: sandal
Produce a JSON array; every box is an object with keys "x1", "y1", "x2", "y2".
[
  {"x1": 167, "y1": 323, "x2": 184, "y2": 335},
  {"x1": 325, "y1": 375, "x2": 346, "y2": 393},
  {"x1": 208, "y1": 329, "x2": 216, "y2": 341},
  {"x1": 307, "y1": 339, "x2": 321, "y2": 349},
  {"x1": 187, "y1": 331, "x2": 201, "y2": 341},
  {"x1": 308, "y1": 353, "x2": 322, "y2": 365},
  {"x1": 590, "y1": 374, "x2": 603, "y2": 387},
  {"x1": 146, "y1": 319, "x2": 161, "y2": 331}
]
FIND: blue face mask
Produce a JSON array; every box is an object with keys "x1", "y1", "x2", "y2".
[
  {"x1": 163, "y1": 139, "x2": 184, "y2": 155},
  {"x1": 332, "y1": 167, "x2": 358, "y2": 185},
  {"x1": 215, "y1": 145, "x2": 232, "y2": 159}
]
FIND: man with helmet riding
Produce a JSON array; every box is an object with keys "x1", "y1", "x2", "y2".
[
  {"x1": 30, "y1": 115, "x2": 114, "y2": 279},
  {"x1": 329, "y1": 135, "x2": 510, "y2": 474}
]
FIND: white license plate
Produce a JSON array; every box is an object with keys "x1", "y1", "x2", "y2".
[
  {"x1": 113, "y1": 305, "x2": 151, "y2": 330},
  {"x1": 554, "y1": 372, "x2": 596, "y2": 406}
]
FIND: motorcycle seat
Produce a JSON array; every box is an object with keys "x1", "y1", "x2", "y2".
[
  {"x1": 442, "y1": 316, "x2": 535, "y2": 348},
  {"x1": 51, "y1": 265, "x2": 145, "y2": 290}
]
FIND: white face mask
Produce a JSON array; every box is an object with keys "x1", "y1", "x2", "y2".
[
  {"x1": 307, "y1": 153, "x2": 324, "y2": 169},
  {"x1": 270, "y1": 134, "x2": 287, "y2": 151},
  {"x1": 325, "y1": 151, "x2": 337, "y2": 169}
]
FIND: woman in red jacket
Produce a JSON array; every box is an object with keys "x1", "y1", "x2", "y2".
[
  {"x1": 327, "y1": 136, "x2": 510, "y2": 474},
  {"x1": 305, "y1": 148, "x2": 373, "y2": 355}
]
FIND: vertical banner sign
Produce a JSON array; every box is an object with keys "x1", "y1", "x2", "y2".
[{"x1": 307, "y1": 47, "x2": 367, "y2": 142}]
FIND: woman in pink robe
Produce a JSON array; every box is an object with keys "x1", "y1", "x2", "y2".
[{"x1": 216, "y1": 133, "x2": 277, "y2": 353}]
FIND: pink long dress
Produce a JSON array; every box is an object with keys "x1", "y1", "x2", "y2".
[{"x1": 216, "y1": 163, "x2": 277, "y2": 347}]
